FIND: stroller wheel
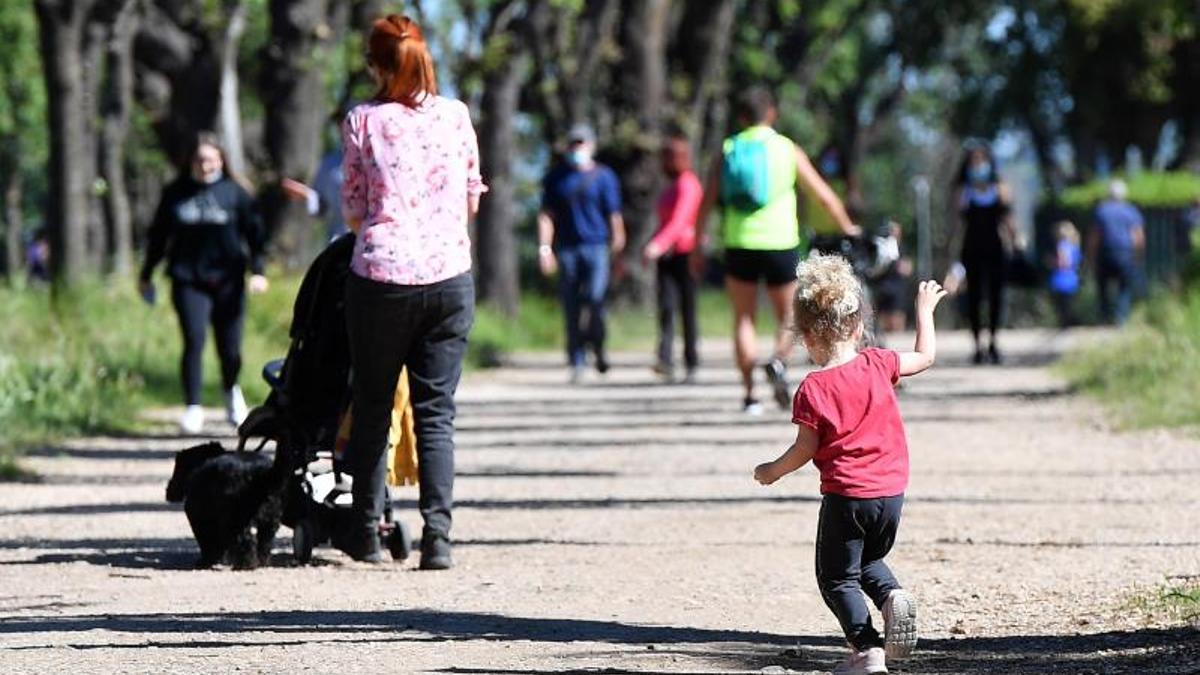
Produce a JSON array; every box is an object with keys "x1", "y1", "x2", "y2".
[
  {"x1": 388, "y1": 521, "x2": 412, "y2": 562},
  {"x1": 293, "y1": 519, "x2": 315, "y2": 565}
]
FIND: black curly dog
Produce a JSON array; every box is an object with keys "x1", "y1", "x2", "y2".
[{"x1": 165, "y1": 441, "x2": 286, "y2": 569}]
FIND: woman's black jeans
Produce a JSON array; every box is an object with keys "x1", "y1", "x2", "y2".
[{"x1": 343, "y1": 272, "x2": 474, "y2": 541}]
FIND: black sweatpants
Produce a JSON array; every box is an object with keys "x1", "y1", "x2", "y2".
[
  {"x1": 655, "y1": 253, "x2": 698, "y2": 370},
  {"x1": 343, "y1": 272, "x2": 474, "y2": 540},
  {"x1": 963, "y1": 253, "x2": 1006, "y2": 344},
  {"x1": 171, "y1": 278, "x2": 246, "y2": 406},
  {"x1": 816, "y1": 493, "x2": 905, "y2": 651}
]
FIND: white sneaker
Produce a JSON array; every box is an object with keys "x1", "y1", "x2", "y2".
[
  {"x1": 882, "y1": 588, "x2": 918, "y2": 659},
  {"x1": 180, "y1": 405, "x2": 204, "y2": 434},
  {"x1": 224, "y1": 385, "x2": 248, "y2": 426},
  {"x1": 832, "y1": 646, "x2": 887, "y2": 675},
  {"x1": 742, "y1": 398, "x2": 764, "y2": 416}
]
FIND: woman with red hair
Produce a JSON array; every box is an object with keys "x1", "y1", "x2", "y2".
[{"x1": 339, "y1": 14, "x2": 486, "y2": 569}]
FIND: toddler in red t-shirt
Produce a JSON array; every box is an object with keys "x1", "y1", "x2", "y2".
[{"x1": 754, "y1": 252, "x2": 946, "y2": 675}]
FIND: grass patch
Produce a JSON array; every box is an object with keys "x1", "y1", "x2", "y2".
[
  {"x1": 1060, "y1": 288, "x2": 1200, "y2": 429},
  {"x1": 1, "y1": 276, "x2": 765, "y2": 477},
  {"x1": 1126, "y1": 578, "x2": 1200, "y2": 628},
  {"x1": 468, "y1": 288, "x2": 758, "y2": 367},
  {"x1": 0, "y1": 277, "x2": 298, "y2": 477}
]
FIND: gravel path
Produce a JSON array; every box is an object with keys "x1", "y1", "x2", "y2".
[{"x1": 2, "y1": 329, "x2": 1198, "y2": 674}]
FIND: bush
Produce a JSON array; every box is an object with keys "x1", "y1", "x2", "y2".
[
  {"x1": 0, "y1": 278, "x2": 297, "y2": 469},
  {"x1": 1061, "y1": 288, "x2": 1200, "y2": 428},
  {"x1": 1060, "y1": 171, "x2": 1200, "y2": 210}
]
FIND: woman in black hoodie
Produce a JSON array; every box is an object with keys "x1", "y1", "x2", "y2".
[{"x1": 140, "y1": 132, "x2": 268, "y2": 434}]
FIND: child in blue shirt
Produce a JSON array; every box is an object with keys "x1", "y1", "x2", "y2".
[{"x1": 1049, "y1": 220, "x2": 1082, "y2": 329}]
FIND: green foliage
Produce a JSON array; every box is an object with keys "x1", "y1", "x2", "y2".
[
  {"x1": 1061, "y1": 288, "x2": 1200, "y2": 429},
  {"x1": 0, "y1": 2, "x2": 47, "y2": 221},
  {"x1": 0, "y1": 269, "x2": 759, "y2": 477},
  {"x1": 0, "y1": 276, "x2": 297, "y2": 464},
  {"x1": 1125, "y1": 577, "x2": 1200, "y2": 627},
  {"x1": 1059, "y1": 172, "x2": 1200, "y2": 209},
  {"x1": 470, "y1": 289, "x2": 761, "y2": 368}
]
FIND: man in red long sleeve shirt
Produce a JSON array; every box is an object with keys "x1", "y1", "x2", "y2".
[{"x1": 643, "y1": 136, "x2": 703, "y2": 382}]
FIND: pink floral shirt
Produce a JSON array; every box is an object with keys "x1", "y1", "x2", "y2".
[{"x1": 341, "y1": 96, "x2": 487, "y2": 285}]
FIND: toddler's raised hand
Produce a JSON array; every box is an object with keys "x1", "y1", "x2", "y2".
[
  {"x1": 916, "y1": 280, "x2": 948, "y2": 316},
  {"x1": 754, "y1": 462, "x2": 778, "y2": 486}
]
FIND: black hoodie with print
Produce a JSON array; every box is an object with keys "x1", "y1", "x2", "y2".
[{"x1": 140, "y1": 175, "x2": 266, "y2": 285}]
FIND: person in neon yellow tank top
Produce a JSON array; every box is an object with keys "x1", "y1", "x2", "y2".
[{"x1": 692, "y1": 88, "x2": 859, "y2": 414}]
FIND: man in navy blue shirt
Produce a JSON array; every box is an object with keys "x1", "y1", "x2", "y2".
[
  {"x1": 1087, "y1": 179, "x2": 1144, "y2": 325},
  {"x1": 538, "y1": 123, "x2": 627, "y2": 382}
]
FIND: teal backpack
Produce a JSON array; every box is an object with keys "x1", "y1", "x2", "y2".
[{"x1": 721, "y1": 133, "x2": 772, "y2": 211}]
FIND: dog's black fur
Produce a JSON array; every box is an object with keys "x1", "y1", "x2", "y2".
[{"x1": 165, "y1": 441, "x2": 286, "y2": 569}]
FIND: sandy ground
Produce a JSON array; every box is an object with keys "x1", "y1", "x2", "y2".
[{"x1": 1, "y1": 329, "x2": 1198, "y2": 674}]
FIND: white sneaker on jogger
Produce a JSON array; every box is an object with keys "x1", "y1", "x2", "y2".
[
  {"x1": 832, "y1": 646, "x2": 887, "y2": 675},
  {"x1": 224, "y1": 385, "x2": 248, "y2": 426},
  {"x1": 882, "y1": 588, "x2": 918, "y2": 659},
  {"x1": 179, "y1": 404, "x2": 204, "y2": 434}
]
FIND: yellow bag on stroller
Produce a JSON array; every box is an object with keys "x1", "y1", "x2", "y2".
[{"x1": 334, "y1": 367, "x2": 419, "y2": 487}]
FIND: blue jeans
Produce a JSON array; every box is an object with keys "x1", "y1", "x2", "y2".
[
  {"x1": 1097, "y1": 255, "x2": 1135, "y2": 326},
  {"x1": 557, "y1": 244, "x2": 610, "y2": 367}
]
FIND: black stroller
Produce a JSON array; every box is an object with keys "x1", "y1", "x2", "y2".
[{"x1": 237, "y1": 233, "x2": 413, "y2": 564}]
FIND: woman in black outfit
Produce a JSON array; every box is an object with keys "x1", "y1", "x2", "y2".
[
  {"x1": 140, "y1": 132, "x2": 269, "y2": 434},
  {"x1": 955, "y1": 145, "x2": 1015, "y2": 365}
]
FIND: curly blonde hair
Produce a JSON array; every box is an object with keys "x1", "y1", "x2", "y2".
[{"x1": 793, "y1": 252, "x2": 867, "y2": 346}]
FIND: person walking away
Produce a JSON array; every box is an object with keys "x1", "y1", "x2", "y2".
[
  {"x1": 754, "y1": 252, "x2": 947, "y2": 674},
  {"x1": 871, "y1": 221, "x2": 912, "y2": 335},
  {"x1": 537, "y1": 123, "x2": 627, "y2": 383},
  {"x1": 954, "y1": 144, "x2": 1015, "y2": 364},
  {"x1": 643, "y1": 135, "x2": 703, "y2": 383},
  {"x1": 338, "y1": 14, "x2": 486, "y2": 568},
  {"x1": 140, "y1": 131, "x2": 269, "y2": 434},
  {"x1": 1048, "y1": 220, "x2": 1082, "y2": 329},
  {"x1": 692, "y1": 87, "x2": 858, "y2": 414},
  {"x1": 1087, "y1": 179, "x2": 1144, "y2": 326},
  {"x1": 281, "y1": 114, "x2": 350, "y2": 241}
]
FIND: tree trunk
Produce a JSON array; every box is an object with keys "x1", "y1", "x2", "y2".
[
  {"x1": 607, "y1": 0, "x2": 669, "y2": 304},
  {"x1": 132, "y1": 1, "x2": 222, "y2": 166},
  {"x1": 3, "y1": 171, "x2": 22, "y2": 281},
  {"x1": 671, "y1": 0, "x2": 735, "y2": 164},
  {"x1": 475, "y1": 46, "x2": 525, "y2": 316},
  {"x1": 261, "y1": 0, "x2": 337, "y2": 268},
  {"x1": 218, "y1": 1, "x2": 248, "y2": 176},
  {"x1": 100, "y1": 0, "x2": 138, "y2": 276},
  {"x1": 35, "y1": 0, "x2": 99, "y2": 285},
  {"x1": 81, "y1": 19, "x2": 108, "y2": 272}
]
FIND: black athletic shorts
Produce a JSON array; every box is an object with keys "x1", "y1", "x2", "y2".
[{"x1": 724, "y1": 248, "x2": 802, "y2": 287}]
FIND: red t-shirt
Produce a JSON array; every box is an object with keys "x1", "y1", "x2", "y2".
[{"x1": 792, "y1": 348, "x2": 908, "y2": 498}]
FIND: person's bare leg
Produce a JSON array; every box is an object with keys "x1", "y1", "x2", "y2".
[
  {"x1": 765, "y1": 280, "x2": 797, "y2": 363},
  {"x1": 881, "y1": 312, "x2": 906, "y2": 333},
  {"x1": 725, "y1": 276, "x2": 759, "y2": 402}
]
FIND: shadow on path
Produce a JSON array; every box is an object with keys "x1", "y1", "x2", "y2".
[{"x1": 3, "y1": 608, "x2": 1195, "y2": 674}]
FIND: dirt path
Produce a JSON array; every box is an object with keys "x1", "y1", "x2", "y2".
[{"x1": 2, "y1": 329, "x2": 1198, "y2": 674}]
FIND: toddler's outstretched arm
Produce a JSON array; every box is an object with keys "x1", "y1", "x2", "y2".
[
  {"x1": 755, "y1": 425, "x2": 819, "y2": 485},
  {"x1": 899, "y1": 280, "x2": 947, "y2": 376}
]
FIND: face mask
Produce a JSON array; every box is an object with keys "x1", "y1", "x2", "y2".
[
  {"x1": 968, "y1": 163, "x2": 992, "y2": 185},
  {"x1": 193, "y1": 166, "x2": 222, "y2": 185},
  {"x1": 820, "y1": 155, "x2": 841, "y2": 178},
  {"x1": 568, "y1": 149, "x2": 592, "y2": 168}
]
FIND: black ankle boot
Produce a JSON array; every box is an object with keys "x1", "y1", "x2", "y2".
[
  {"x1": 419, "y1": 532, "x2": 453, "y2": 570},
  {"x1": 333, "y1": 527, "x2": 384, "y2": 563}
]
